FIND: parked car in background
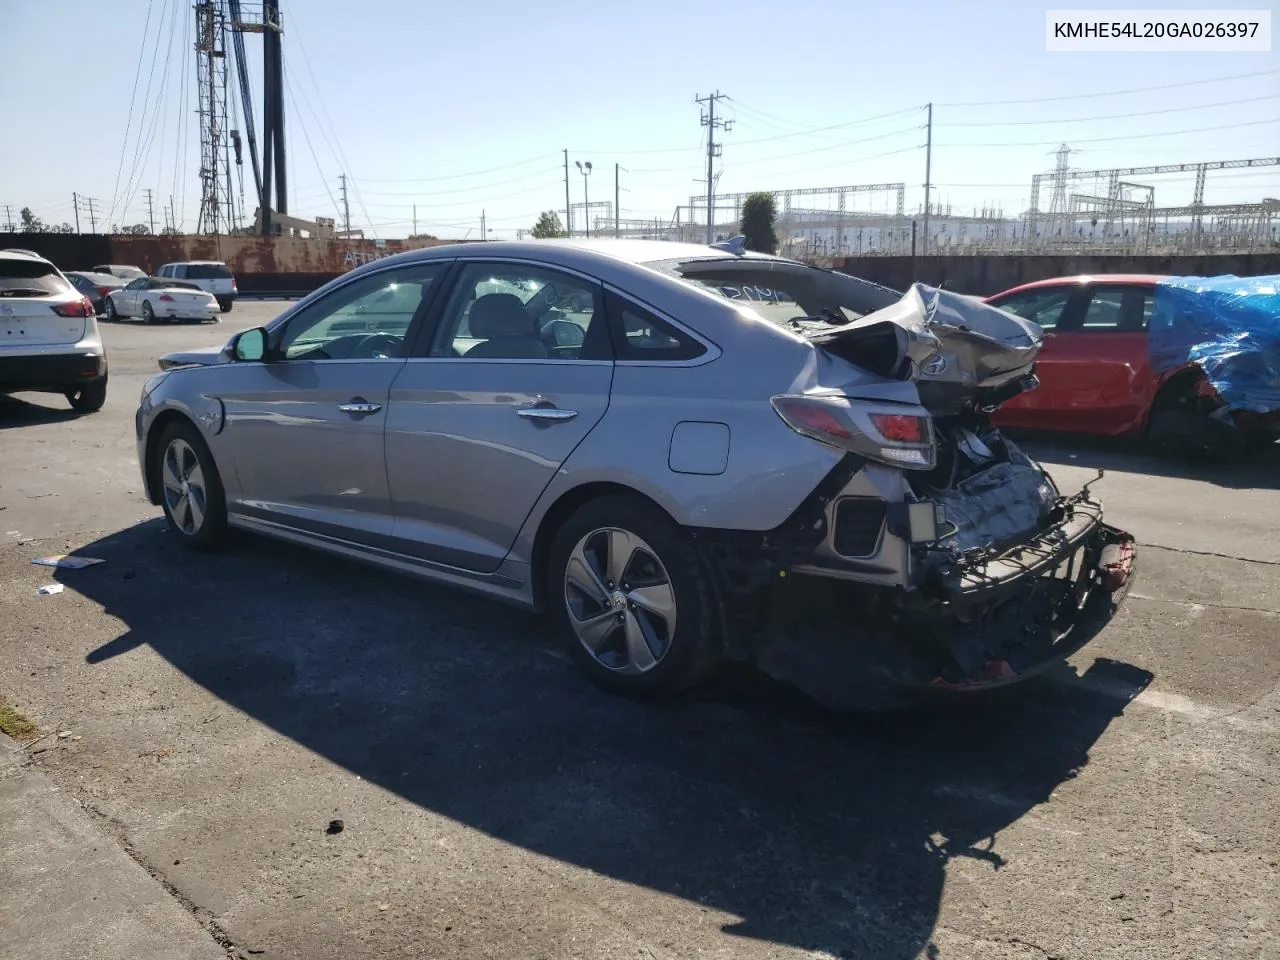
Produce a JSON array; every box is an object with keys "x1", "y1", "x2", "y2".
[
  {"x1": 0, "y1": 249, "x2": 108, "y2": 412},
  {"x1": 135, "y1": 239, "x2": 1134, "y2": 710},
  {"x1": 156, "y1": 260, "x2": 237, "y2": 312},
  {"x1": 986, "y1": 274, "x2": 1276, "y2": 457},
  {"x1": 105, "y1": 277, "x2": 220, "y2": 324},
  {"x1": 65, "y1": 270, "x2": 126, "y2": 314},
  {"x1": 93, "y1": 264, "x2": 148, "y2": 281}
]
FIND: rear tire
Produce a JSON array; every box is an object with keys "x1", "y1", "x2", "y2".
[
  {"x1": 219, "y1": 299, "x2": 233, "y2": 314},
  {"x1": 155, "y1": 420, "x2": 228, "y2": 551},
  {"x1": 65, "y1": 374, "x2": 107, "y2": 413},
  {"x1": 548, "y1": 495, "x2": 721, "y2": 699}
]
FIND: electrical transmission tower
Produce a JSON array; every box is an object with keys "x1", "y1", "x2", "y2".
[
  {"x1": 1047, "y1": 144, "x2": 1073, "y2": 217},
  {"x1": 696, "y1": 91, "x2": 732, "y2": 244},
  {"x1": 195, "y1": 0, "x2": 233, "y2": 234}
]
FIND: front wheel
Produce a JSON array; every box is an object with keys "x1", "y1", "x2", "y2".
[
  {"x1": 65, "y1": 374, "x2": 107, "y2": 413},
  {"x1": 156, "y1": 420, "x2": 228, "y2": 550},
  {"x1": 104, "y1": 299, "x2": 119, "y2": 322},
  {"x1": 548, "y1": 495, "x2": 721, "y2": 698},
  {"x1": 142, "y1": 301, "x2": 158, "y2": 325}
]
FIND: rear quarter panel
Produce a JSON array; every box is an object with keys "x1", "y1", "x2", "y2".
[{"x1": 508, "y1": 332, "x2": 845, "y2": 568}]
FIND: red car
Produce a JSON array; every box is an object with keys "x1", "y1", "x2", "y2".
[{"x1": 984, "y1": 274, "x2": 1273, "y2": 454}]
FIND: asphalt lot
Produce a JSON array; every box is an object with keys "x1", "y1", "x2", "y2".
[{"x1": 1, "y1": 301, "x2": 1277, "y2": 960}]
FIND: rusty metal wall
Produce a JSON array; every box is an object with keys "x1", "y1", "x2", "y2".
[{"x1": 108, "y1": 234, "x2": 463, "y2": 276}]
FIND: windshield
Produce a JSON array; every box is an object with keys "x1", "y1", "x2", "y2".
[{"x1": 654, "y1": 257, "x2": 902, "y2": 334}]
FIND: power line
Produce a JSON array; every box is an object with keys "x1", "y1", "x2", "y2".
[
  {"x1": 937, "y1": 94, "x2": 1280, "y2": 128},
  {"x1": 936, "y1": 68, "x2": 1277, "y2": 108},
  {"x1": 731, "y1": 123, "x2": 923, "y2": 167},
  {"x1": 354, "y1": 153, "x2": 563, "y2": 184},
  {"x1": 726, "y1": 101, "x2": 924, "y2": 145},
  {"x1": 938, "y1": 118, "x2": 1276, "y2": 148}
]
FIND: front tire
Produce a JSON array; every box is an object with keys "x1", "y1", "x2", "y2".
[
  {"x1": 142, "y1": 301, "x2": 158, "y2": 325},
  {"x1": 156, "y1": 420, "x2": 228, "y2": 550},
  {"x1": 548, "y1": 495, "x2": 721, "y2": 698},
  {"x1": 65, "y1": 374, "x2": 107, "y2": 413},
  {"x1": 104, "y1": 299, "x2": 119, "y2": 322}
]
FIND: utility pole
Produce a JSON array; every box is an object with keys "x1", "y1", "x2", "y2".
[
  {"x1": 480, "y1": 209, "x2": 486, "y2": 241},
  {"x1": 339, "y1": 173, "x2": 350, "y2": 235},
  {"x1": 169, "y1": 194, "x2": 176, "y2": 233},
  {"x1": 696, "y1": 91, "x2": 732, "y2": 244},
  {"x1": 145, "y1": 188, "x2": 156, "y2": 235},
  {"x1": 412, "y1": 204, "x2": 417, "y2": 237},
  {"x1": 73, "y1": 193, "x2": 81, "y2": 234},
  {"x1": 615, "y1": 163, "x2": 621, "y2": 238},
  {"x1": 563, "y1": 149, "x2": 571, "y2": 236},
  {"x1": 84, "y1": 197, "x2": 99, "y2": 234},
  {"x1": 922, "y1": 102, "x2": 933, "y2": 258},
  {"x1": 3, "y1": 205, "x2": 13, "y2": 232},
  {"x1": 575, "y1": 161, "x2": 592, "y2": 238}
]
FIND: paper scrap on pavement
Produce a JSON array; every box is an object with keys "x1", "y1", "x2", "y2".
[
  {"x1": 37, "y1": 583, "x2": 65, "y2": 596},
  {"x1": 32, "y1": 555, "x2": 106, "y2": 570}
]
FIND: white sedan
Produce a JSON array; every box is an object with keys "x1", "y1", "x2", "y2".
[{"x1": 104, "y1": 277, "x2": 220, "y2": 324}]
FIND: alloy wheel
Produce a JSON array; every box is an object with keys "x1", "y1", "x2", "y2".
[
  {"x1": 564, "y1": 527, "x2": 677, "y2": 675},
  {"x1": 161, "y1": 437, "x2": 208, "y2": 536}
]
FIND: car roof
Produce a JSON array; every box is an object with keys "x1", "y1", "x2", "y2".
[
  {"x1": 994, "y1": 274, "x2": 1168, "y2": 297},
  {"x1": 164, "y1": 259, "x2": 230, "y2": 266},
  {"x1": 349, "y1": 238, "x2": 795, "y2": 276},
  {"x1": 1, "y1": 248, "x2": 49, "y2": 261}
]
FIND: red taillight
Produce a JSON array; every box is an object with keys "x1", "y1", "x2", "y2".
[
  {"x1": 158, "y1": 294, "x2": 175, "y2": 302},
  {"x1": 231, "y1": 279, "x2": 238, "y2": 291},
  {"x1": 52, "y1": 297, "x2": 94, "y2": 318},
  {"x1": 96, "y1": 286, "x2": 114, "y2": 297},
  {"x1": 869, "y1": 413, "x2": 927, "y2": 443},
  {"x1": 773, "y1": 398, "x2": 853, "y2": 440}
]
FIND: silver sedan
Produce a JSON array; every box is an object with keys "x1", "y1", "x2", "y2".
[{"x1": 135, "y1": 239, "x2": 1135, "y2": 708}]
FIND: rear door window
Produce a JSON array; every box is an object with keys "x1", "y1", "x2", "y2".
[
  {"x1": 604, "y1": 290, "x2": 706, "y2": 362},
  {"x1": 1076, "y1": 286, "x2": 1151, "y2": 332},
  {"x1": 0, "y1": 259, "x2": 71, "y2": 296}
]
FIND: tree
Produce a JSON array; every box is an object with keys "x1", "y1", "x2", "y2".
[
  {"x1": 53, "y1": 223, "x2": 75, "y2": 234},
  {"x1": 531, "y1": 210, "x2": 567, "y2": 239},
  {"x1": 740, "y1": 192, "x2": 778, "y2": 254},
  {"x1": 19, "y1": 207, "x2": 44, "y2": 233},
  {"x1": 124, "y1": 223, "x2": 152, "y2": 236}
]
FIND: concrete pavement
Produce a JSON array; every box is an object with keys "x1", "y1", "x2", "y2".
[
  {"x1": 0, "y1": 734, "x2": 227, "y2": 960},
  {"x1": 1, "y1": 304, "x2": 1278, "y2": 960}
]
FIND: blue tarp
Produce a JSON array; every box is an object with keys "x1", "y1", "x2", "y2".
[{"x1": 1149, "y1": 274, "x2": 1280, "y2": 414}]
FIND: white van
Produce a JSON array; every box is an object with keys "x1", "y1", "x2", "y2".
[{"x1": 156, "y1": 260, "x2": 238, "y2": 312}]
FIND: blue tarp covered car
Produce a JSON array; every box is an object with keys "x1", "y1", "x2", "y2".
[{"x1": 1147, "y1": 274, "x2": 1280, "y2": 452}]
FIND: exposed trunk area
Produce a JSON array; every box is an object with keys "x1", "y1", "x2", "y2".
[{"x1": 910, "y1": 416, "x2": 1058, "y2": 555}]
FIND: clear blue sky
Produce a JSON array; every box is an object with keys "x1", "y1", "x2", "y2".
[{"x1": 2, "y1": 0, "x2": 1277, "y2": 237}]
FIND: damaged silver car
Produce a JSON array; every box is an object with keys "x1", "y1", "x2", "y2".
[{"x1": 135, "y1": 238, "x2": 1136, "y2": 710}]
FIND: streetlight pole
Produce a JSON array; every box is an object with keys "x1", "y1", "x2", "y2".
[{"x1": 575, "y1": 160, "x2": 593, "y2": 238}]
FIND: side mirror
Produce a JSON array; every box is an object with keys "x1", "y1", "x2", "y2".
[{"x1": 233, "y1": 326, "x2": 269, "y2": 362}]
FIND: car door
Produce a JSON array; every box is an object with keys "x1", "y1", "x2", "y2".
[
  {"x1": 214, "y1": 261, "x2": 449, "y2": 545},
  {"x1": 987, "y1": 283, "x2": 1084, "y2": 431},
  {"x1": 383, "y1": 259, "x2": 614, "y2": 573},
  {"x1": 119, "y1": 277, "x2": 147, "y2": 316},
  {"x1": 1027, "y1": 284, "x2": 1156, "y2": 435}
]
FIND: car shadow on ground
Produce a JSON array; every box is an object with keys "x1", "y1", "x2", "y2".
[
  {"x1": 70, "y1": 521, "x2": 1151, "y2": 959},
  {"x1": 0, "y1": 395, "x2": 80, "y2": 429},
  {"x1": 1014, "y1": 431, "x2": 1280, "y2": 491}
]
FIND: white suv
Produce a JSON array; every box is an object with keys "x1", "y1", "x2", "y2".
[
  {"x1": 0, "y1": 250, "x2": 108, "y2": 412},
  {"x1": 155, "y1": 260, "x2": 238, "y2": 313}
]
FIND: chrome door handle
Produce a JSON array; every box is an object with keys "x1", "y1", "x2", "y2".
[
  {"x1": 516, "y1": 407, "x2": 578, "y2": 422},
  {"x1": 338, "y1": 401, "x2": 383, "y2": 415}
]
